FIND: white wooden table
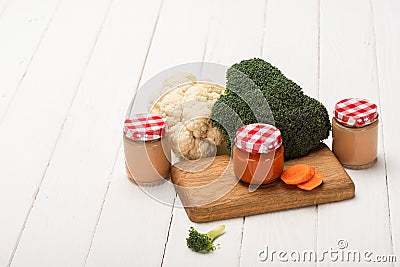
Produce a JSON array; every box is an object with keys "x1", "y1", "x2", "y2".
[{"x1": 0, "y1": 0, "x2": 399, "y2": 266}]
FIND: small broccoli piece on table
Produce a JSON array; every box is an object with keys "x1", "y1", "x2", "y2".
[
  {"x1": 186, "y1": 225, "x2": 225, "y2": 253},
  {"x1": 212, "y1": 58, "x2": 331, "y2": 160}
]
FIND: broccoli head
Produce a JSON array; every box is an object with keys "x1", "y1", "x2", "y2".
[
  {"x1": 186, "y1": 225, "x2": 225, "y2": 253},
  {"x1": 211, "y1": 58, "x2": 331, "y2": 160}
]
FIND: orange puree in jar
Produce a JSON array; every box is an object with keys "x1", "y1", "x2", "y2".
[
  {"x1": 233, "y1": 145, "x2": 284, "y2": 184},
  {"x1": 233, "y1": 123, "x2": 284, "y2": 185}
]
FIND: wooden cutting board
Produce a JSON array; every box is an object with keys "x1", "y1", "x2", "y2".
[{"x1": 171, "y1": 144, "x2": 355, "y2": 223}]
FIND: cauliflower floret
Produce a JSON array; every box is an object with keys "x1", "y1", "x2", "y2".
[
  {"x1": 181, "y1": 98, "x2": 210, "y2": 120},
  {"x1": 185, "y1": 85, "x2": 209, "y2": 98},
  {"x1": 151, "y1": 82, "x2": 191, "y2": 115},
  {"x1": 186, "y1": 118, "x2": 209, "y2": 138},
  {"x1": 198, "y1": 138, "x2": 217, "y2": 158},
  {"x1": 173, "y1": 124, "x2": 196, "y2": 158},
  {"x1": 154, "y1": 91, "x2": 184, "y2": 116},
  {"x1": 151, "y1": 77, "x2": 225, "y2": 160},
  {"x1": 206, "y1": 126, "x2": 225, "y2": 145},
  {"x1": 166, "y1": 108, "x2": 183, "y2": 128}
]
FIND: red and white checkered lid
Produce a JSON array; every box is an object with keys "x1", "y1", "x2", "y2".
[
  {"x1": 334, "y1": 98, "x2": 378, "y2": 127},
  {"x1": 235, "y1": 123, "x2": 282, "y2": 154},
  {"x1": 124, "y1": 113, "x2": 167, "y2": 141}
]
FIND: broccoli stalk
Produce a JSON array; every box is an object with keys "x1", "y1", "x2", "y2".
[{"x1": 186, "y1": 225, "x2": 225, "y2": 253}]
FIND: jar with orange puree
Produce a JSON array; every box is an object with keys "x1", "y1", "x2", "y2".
[{"x1": 233, "y1": 123, "x2": 284, "y2": 185}]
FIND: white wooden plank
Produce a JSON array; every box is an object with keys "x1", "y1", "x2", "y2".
[
  {"x1": 161, "y1": 0, "x2": 265, "y2": 266},
  {"x1": 203, "y1": 0, "x2": 266, "y2": 66},
  {"x1": 0, "y1": 0, "x2": 10, "y2": 19},
  {"x1": 0, "y1": 0, "x2": 59, "y2": 120},
  {"x1": 372, "y1": 0, "x2": 400, "y2": 263},
  {"x1": 139, "y1": 0, "x2": 212, "y2": 85},
  {"x1": 240, "y1": 0, "x2": 319, "y2": 266},
  {"x1": 318, "y1": 0, "x2": 392, "y2": 266},
  {"x1": 0, "y1": 0, "x2": 115, "y2": 265},
  {"x1": 86, "y1": 0, "x2": 214, "y2": 266},
  {"x1": 86, "y1": 149, "x2": 176, "y2": 267},
  {"x1": 8, "y1": 0, "x2": 163, "y2": 266}
]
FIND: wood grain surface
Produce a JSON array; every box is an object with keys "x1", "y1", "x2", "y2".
[{"x1": 171, "y1": 144, "x2": 355, "y2": 223}]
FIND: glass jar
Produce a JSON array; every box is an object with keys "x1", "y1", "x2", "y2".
[
  {"x1": 123, "y1": 114, "x2": 171, "y2": 185},
  {"x1": 233, "y1": 123, "x2": 284, "y2": 185},
  {"x1": 332, "y1": 98, "x2": 379, "y2": 169}
]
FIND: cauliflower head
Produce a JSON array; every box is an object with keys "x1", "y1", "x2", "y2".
[{"x1": 151, "y1": 74, "x2": 225, "y2": 160}]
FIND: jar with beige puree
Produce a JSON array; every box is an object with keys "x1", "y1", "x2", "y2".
[
  {"x1": 123, "y1": 113, "x2": 171, "y2": 185},
  {"x1": 332, "y1": 98, "x2": 379, "y2": 169}
]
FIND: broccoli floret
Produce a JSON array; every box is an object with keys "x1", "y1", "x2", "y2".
[
  {"x1": 212, "y1": 58, "x2": 331, "y2": 160},
  {"x1": 186, "y1": 225, "x2": 225, "y2": 253}
]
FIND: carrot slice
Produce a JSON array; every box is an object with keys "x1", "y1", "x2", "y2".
[
  {"x1": 281, "y1": 164, "x2": 315, "y2": 185},
  {"x1": 297, "y1": 171, "x2": 323, "y2": 190}
]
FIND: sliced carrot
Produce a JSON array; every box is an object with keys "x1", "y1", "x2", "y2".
[
  {"x1": 281, "y1": 164, "x2": 315, "y2": 185},
  {"x1": 297, "y1": 171, "x2": 323, "y2": 190}
]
